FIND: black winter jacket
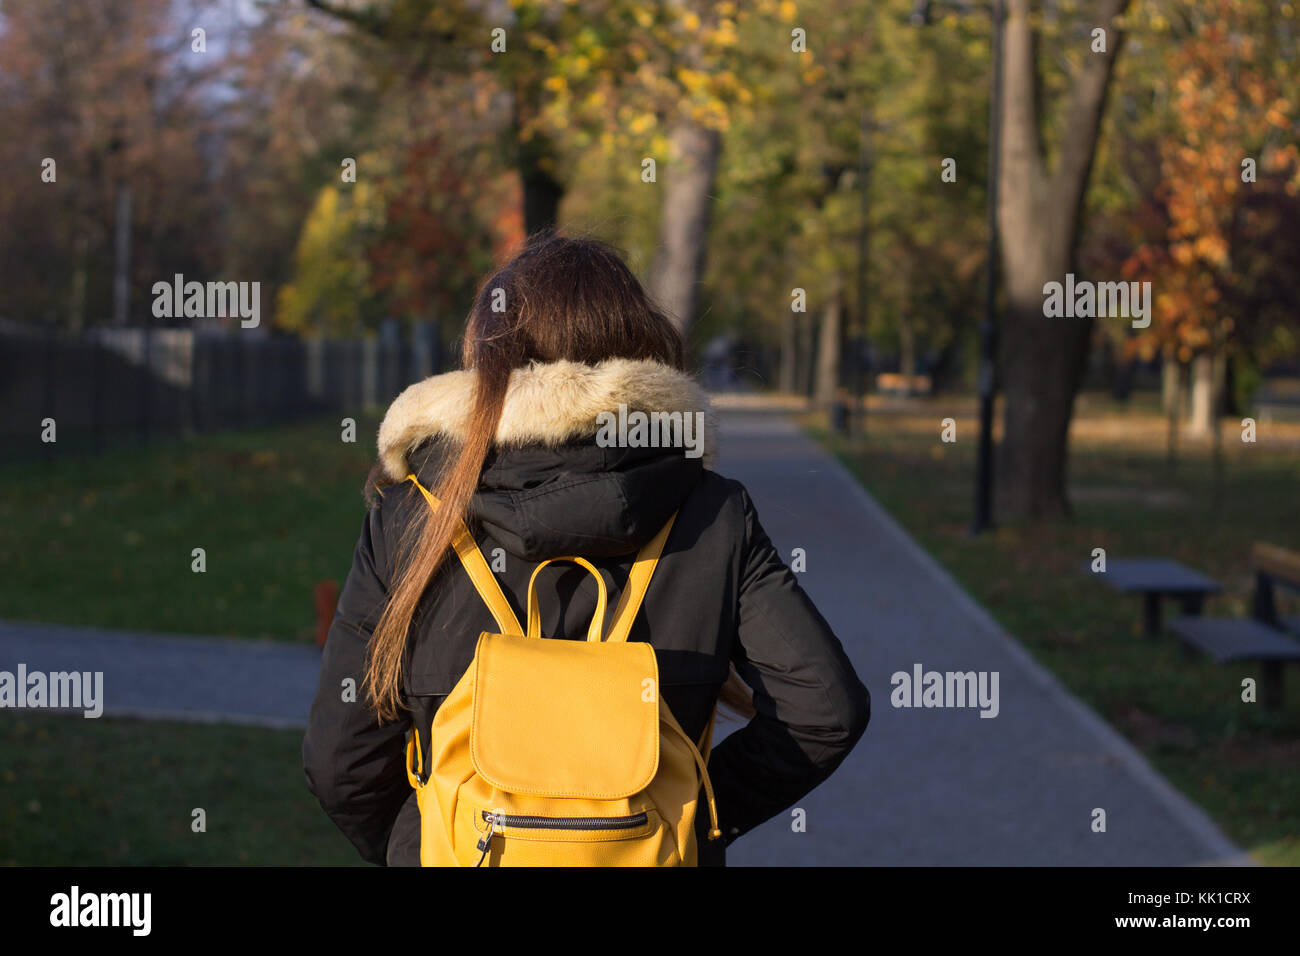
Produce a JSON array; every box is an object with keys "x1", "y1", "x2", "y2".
[{"x1": 302, "y1": 358, "x2": 870, "y2": 866}]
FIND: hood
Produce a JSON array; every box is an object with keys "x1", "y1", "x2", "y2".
[{"x1": 378, "y1": 358, "x2": 717, "y2": 559}]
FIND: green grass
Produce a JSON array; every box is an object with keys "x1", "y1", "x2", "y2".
[
  {"x1": 0, "y1": 417, "x2": 388, "y2": 865},
  {"x1": 809, "y1": 393, "x2": 1300, "y2": 865},
  {"x1": 0, "y1": 713, "x2": 364, "y2": 865},
  {"x1": 0, "y1": 415, "x2": 379, "y2": 641}
]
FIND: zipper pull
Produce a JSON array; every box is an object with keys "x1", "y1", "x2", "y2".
[{"x1": 475, "y1": 814, "x2": 497, "y2": 867}]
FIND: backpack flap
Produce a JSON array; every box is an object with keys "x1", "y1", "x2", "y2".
[{"x1": 469, "y1": 632, "x2": 661, "y2": 800}]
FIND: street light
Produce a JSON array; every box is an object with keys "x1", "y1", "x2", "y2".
[{"x1": 911, "y1": 0, "x2": 1003, "y2": 535}]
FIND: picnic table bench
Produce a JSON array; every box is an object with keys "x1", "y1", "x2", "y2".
[
  {"x1": 1090, "y1": 558, "x2": 1222, "y2": 638},
  {"x1": 1166, "y1": 617, "x2": 1300, "y2": 709},
  {"x1": 1168, "y1": 543, "x2": 1300, "y2": 710}
]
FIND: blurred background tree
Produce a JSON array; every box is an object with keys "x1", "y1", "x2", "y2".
[{"x1": 1, "y1": 0, "x2": 1297, "y2": 523}]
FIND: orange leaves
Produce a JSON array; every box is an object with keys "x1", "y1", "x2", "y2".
[{"x1": 1123, "y1": 0, "x2": 1300, "y2": 361}]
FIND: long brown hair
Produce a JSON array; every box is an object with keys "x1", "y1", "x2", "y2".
[{"x1": 363, "y1": 232, "x2": 754, "y2": 722}]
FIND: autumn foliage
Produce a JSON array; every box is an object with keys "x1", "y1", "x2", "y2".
[{"x1": 1124, "y1": 0, "x2": 1300, "y2": 367}]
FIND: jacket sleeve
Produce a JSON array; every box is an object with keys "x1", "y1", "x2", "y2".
[
  {"x1": 706, "y1": 486, "x2": 871, "y2": 844},
  {"x1": 302, "y1": 502, "x2": 412, "y2": 865}
]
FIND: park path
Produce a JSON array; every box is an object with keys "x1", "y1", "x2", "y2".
[
  {"x1": 712, "y1": 408, "x2": 1245, "y2": 865},
  {"x1": 0, "y1": 405, "x2": 1247, "y2": 864},
  {"x1": 0, "y1": 622, "x2": 318, "y2": 728}
]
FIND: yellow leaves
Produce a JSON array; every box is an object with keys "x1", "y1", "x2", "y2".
[
  {"x1": 682, "y1": 11, "x2": 701, "y2": 32},
  {"x1": 710, "y1": 18, "x2": 739, "y2": 48},
  {"x1": 628, "y1": 112, "x2": 656, "y2": 136},
  {"x1": 633, "y1": 8, "x2": 653, "y2": 29},
  {"x1": 778, "y1": 1, "x2": 798, "y2": 24},
  {"x1": 544, "y1": 75, "x2": 566, "y2": 93},
  {"x1": 676, "y1": 66, "x2": 709, "y2": 94},
  {"x1": 688, "y1": 98, "x2": 729, "y2": 131}
]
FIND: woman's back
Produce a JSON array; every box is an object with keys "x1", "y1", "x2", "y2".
[{"x1": 302, "y1": 235, "x2": 870, "y2": 866}]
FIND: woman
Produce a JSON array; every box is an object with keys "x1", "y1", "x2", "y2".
[{"x1": 302, "y1": 233, "x2": 870, "y2": 866}]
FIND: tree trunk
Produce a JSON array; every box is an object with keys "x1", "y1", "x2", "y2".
[
  {"x1": 1165, "y1": 359, "x2": 1182, "y2": 470},
  {"x1": 815, "y1": 287, "x2": 844, "y2": 408},
  {"x1": 1210, "y1": 352, "x2": 1225, "y2": 507},
  {"x1": 649, "y1": 117, "x2": 722, "y2": 337},
  {"x1": 1186, "y1": 353, "x2": 1214, "y2": 438},
  {"x1": 521, "y1": 154, "x2": 563, "y2": 237},
  {"x1": 779, "y1": 309, "x2": 798, "y2": 393},
  {"x1": 998, "y1": 275, "x2": 1093, "y2": 518},
  {"x1": 994, "y1": 0, "x2": 1130, "y2": 520},
  {"x1": 796, "y1": 308, "x2": 815, "y2": 396},
  {"x1": 513, "y1": 84, "x2": 563, "y2": 236},
  {"x1": 1161, "y1": 357, "x2": 1181, "y2": 415},
  {"x1": 898, "y1": 309, "x2": 916, "y2": 381},
  {"x1": 113, "y1": 183, "x2": 132, "y2": 326}
]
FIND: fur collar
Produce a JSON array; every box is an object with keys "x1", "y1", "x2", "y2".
[{"x1": 377, "y1": 358, "x2": 717, "y2": 479}]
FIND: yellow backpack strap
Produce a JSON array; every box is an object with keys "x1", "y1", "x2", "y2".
[
  {"x1": 404, "y1": 475, "x2": 524, "y2": 637},
  {"x1": 525, "y1": 556, "x2": 609, "y2": 642},
  {"x1": 604, "y1": 511, "x2": 677, "y2": 644}
]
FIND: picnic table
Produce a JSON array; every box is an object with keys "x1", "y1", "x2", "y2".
[
  {"x1": 1168, "y1": 616, "x2": 1300, "y2": 709},
  {"x1": 1090, "y1": 558, "x2": 1223, "y2": 638}
]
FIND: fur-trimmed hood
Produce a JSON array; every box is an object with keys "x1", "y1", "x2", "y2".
[
  {"x1": 377, "y1": 358, "x2": 718, "y2": 559},
  {"x1": 377, "y1": 358, "x2": 717, "y2": 480}
]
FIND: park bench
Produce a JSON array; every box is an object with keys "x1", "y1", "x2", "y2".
[
  {"x1": 875, "y1": 372, "x2": 933, "y2": 396},
  {"x1": 1253, "y1": 377, "x2": 1300, "y2": 423},
  {"x1": 1090, "y1": 557, "x2": 1222, "y2": 638},
  {"x1": 1168, "y1": 543, "x2": 1300, "y2": 710}
]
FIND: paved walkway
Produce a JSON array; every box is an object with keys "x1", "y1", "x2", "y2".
[
  {"x1": 0, "y1": 622, "x2": 319, "y2": 729},
  {"x1": 713, "y1": 410, "x2": 1244, "y2": 865},
  {"x1": 0, "y1": 407, "x2": 1247, "y2": 864}
]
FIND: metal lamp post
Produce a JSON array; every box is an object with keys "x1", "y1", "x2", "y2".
[{"x1": 911, "y1": 0, "x2": 1004, "y2": 535}]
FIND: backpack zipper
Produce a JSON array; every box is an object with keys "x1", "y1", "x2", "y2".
[{"x1": 475, "y1": 810, "x2": 650, "y2": 866}]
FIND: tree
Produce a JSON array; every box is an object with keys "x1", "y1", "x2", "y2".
[
  {"x1": 0, "y1": 0, "x2": 226, "y2": 328},
  {"x1": 995, "y1": 0, "x2": 1132, "y2": 519},
  {"x1": 305, "y1": 0, "x2": 789, "y2": 340},
  {"x1": 1124, "y1": 0, "x2": 1300, "y2": 441}
]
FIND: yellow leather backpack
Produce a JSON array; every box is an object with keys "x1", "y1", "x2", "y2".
[{"x1": 403, "y1": 475, "x2": 722, "y2": 866}]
